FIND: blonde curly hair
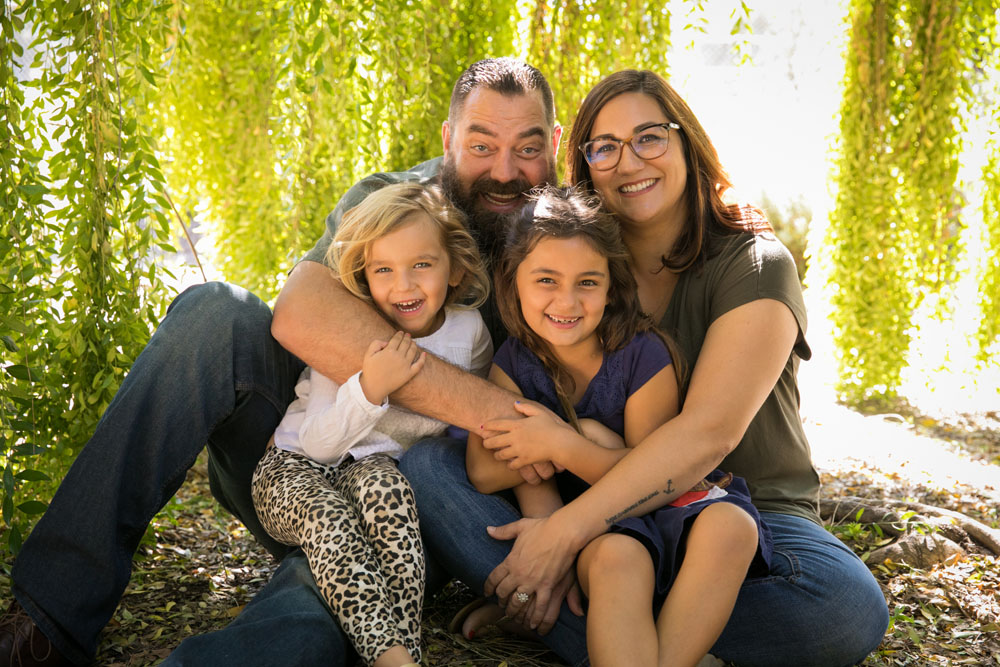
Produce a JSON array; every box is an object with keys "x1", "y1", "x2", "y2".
[{"x1": 326, "y1": 182, "x2": 489, "y2": 310}]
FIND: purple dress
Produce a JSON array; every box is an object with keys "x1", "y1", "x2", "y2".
[{"x1": 493, "y1": 332, "x2": 772, "y2": 610}]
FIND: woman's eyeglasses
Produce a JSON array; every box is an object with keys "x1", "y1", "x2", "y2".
[{"x1": 579, "y1": 122, "x2": 681, "y2": 171}]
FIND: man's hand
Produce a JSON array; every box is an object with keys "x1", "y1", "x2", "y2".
[
  {"x1": 483, "y1": 515, "x2": 585, "y2": 633},
  {"x1": 515, "y1": 463, "x2": 553, "y2": 485},
  {"x1": 359, "y1": 331, "x2": 426, "y2": 404},
  {"x1": 482, "y1": 401, "x2": 575, "y2": 469}
]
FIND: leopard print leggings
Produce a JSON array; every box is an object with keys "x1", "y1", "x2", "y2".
[{"x1": 251, "y1": 446, "x2": 424, "y2": 665}]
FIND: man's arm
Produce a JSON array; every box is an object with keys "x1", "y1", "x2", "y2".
[
  {"x1": 465, "y1": 364, "x2": 536, "y2": 492},
  {"x1": 272, "y1": 261, "x2": 512, "y2": 433}
]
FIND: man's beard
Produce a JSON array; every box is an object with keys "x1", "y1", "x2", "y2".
[{"x1": 441, "y1": 157, "x2": 557, "y2": 267}]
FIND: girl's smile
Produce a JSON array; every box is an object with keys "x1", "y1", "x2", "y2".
[
  {"x1": 363, "y1": 213, "x2": 460, "y2": 338},
  {"x1": 545, "y1": 314, "x2": 582, "y2": 327},
  {"x1": 393, "y1": 298, "x2": 425, "y2": 314},
  {"x1": 515, "y1": 236, "x2": 610, "y2": 358}
]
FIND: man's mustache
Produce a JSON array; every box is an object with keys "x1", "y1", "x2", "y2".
[{"x1": 468, "y1": 177, "x2": 532, "y2": 197}]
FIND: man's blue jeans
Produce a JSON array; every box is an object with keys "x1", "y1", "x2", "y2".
[
  {"x1": 9, "y1": 283, "x2": 358, "y2": 665},
  {"x1": 399, "y1": 437, "x2": 890, "y2": 667},
  {"x1": 160, "y1": 549, "x2": 357, "y2": 666}
]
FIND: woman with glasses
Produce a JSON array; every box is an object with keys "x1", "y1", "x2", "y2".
[{"x1": 478, "y1": 70, "x2": 887, "y2": 665}]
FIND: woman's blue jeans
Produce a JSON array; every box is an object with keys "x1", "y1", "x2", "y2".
[{"x1": 398, "y1": 437, "x2": 891, "y2": 667}]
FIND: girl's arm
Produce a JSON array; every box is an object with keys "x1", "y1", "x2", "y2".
[
  {"x1": 472, "y1": 364, "x2": 567, "y2": 532},
  {"x1": 469, "y1": 365, "x2": 630, "y2": 488},
  {"x1": 514, "y1": 479, "x2": 565, "y2": 518},
  {"x1": 483, "y1": 402, "x2": 630, "y2": 485},
  {"x1": 622, "y1": 364, "x2": 680, "y2": 447},
  {"x1": 481, "y1": 363, "x2": 678, "y2": 485},
  {"x1": 578, "y1": 419, "x2": 626, "y2": 450},
  {"x1": 465, "y1": 367, "x2": 567, "y2": 514},
  {"x1": 296, "y1": 370, "x2": 384, "y2": 464},
  {"x1": 298, "y1": 332, "x2": 424, "y2": 463},
  {"x1": 485, "y1": 299, "x2": 799, "y2": 628}
]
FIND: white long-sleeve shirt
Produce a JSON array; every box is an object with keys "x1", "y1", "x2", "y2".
[{"x1": 272, "y1": 308, "x2": 492, "y2": 465}]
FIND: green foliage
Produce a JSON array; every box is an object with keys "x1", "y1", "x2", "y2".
[
  {"x1": 0, "y1": 0, "x2": 725, "y2": 557},
  {"x1": 1, "y1": 0, "x2": 175, "y2": 553},
  {"x1": 1, "y1": 0, "x2": 57, "y2": 554},
  {"x1": 980, "y1": 131, "x2": 1000, "y2": 359},
  {"x1": 758, "y1": 193, "x2": 810, "y2": 283},
  {"x1": 525, "y1": 0, "x2": 674, "y2": 161},
  {"x1": 827, "y1": 0, "x2": 999, "y2": 404},
  {"x1": 158, "y1": 0, "x2": 525, "y2": 300},
  {"x1": 976, "y1": 18, "x2": 1000, "y2": 359}
]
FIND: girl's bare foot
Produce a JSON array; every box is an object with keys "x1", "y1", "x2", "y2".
[
  {"x1": 372, "y1": 645, "x2": 416, "y2": 667},
  {"x1": 461, "y1": 602, "x2": 506, "y2": 639},
  {"x1": 449, "y1": 598, "x2": 537, "y2": 640}
]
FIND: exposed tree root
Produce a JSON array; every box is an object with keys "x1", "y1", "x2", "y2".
[{"x1": 820, "y1": 495, "x2": 1000, "y2": 556}]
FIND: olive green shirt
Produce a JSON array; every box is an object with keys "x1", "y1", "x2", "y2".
[{"x1": 660, "y1": 230, "x2": 821, "y2": 522}]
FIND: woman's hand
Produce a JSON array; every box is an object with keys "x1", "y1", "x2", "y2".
[
  {"x1": 482, "y1": 401, "x2": 576, "y2": 469},
  {"x1": 483, "y1": 514, "x2": 587, "y2": 633},
  {"x1": 505, "y1": 569, "x2": 584, "y2": 635}
]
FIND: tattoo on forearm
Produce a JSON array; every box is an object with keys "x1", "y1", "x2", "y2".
[
  {"x1": 605, "y1": 490, "x2": 660, "y2": 525},
  {"x1": 604, "y1": 479, "x2": 676, "y2": 526}
]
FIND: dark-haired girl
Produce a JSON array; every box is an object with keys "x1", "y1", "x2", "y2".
[{"x1": 464, "y1": 186, "x2": 771, "y2": 666}]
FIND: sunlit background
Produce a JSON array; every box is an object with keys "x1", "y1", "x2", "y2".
[
  {"x1": 161, "y1": 0, "x2": 999, "y2": 425},
  {"x1": 654, "y1": 0, "x2": 999, "y2": 495}
]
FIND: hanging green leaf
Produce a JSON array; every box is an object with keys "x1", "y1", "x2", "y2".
[
  {"x1": 14, "y1": 469, "x2": 51, "y2": 482},
  {"x1": 826, "y1": 0, "x2": 998, "y2": 404},
  {"x1": 16, "y1": 500, "x2": 48, "y2": 515}
]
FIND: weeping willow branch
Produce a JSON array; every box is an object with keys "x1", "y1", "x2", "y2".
[
  {"x1": 827, "y1": 0, "x2": 998, "y2": 404},
  {"x1": 163, "y1": 188, "x2": 207, "y2": 283}
]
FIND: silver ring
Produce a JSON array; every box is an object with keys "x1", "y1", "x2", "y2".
[{"x1": 514, "y1": 591, "x2": 530, "y2": 603}]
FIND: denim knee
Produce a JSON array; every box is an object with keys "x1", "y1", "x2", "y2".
[
  {"x1": 169, "y1": 281, "x2": 300, "y2": 413},
  {"x1": 717, "y1": 512, "x2": 889, "y2": 666},
  {"x1": 168, "y1": 282, "x2": 273, "y2": 340},
  {"x1": 399, "y1": 436, "x2": 464, "y2": 488},
  {"x1": 163, "y1": 552, "x2": 353, "y2": 666}
]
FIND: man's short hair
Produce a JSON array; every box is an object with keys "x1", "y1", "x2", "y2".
[{"x1": 448, "y1": 58, "x2": 555, "y2": 128}]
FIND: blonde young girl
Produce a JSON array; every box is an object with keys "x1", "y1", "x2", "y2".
[
  {"x1": 251, "y1": 182, "x2": 491, "y2": 667},
  {"x1": 464, "y1": 186, "x2": 772, "y2": 667}
]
